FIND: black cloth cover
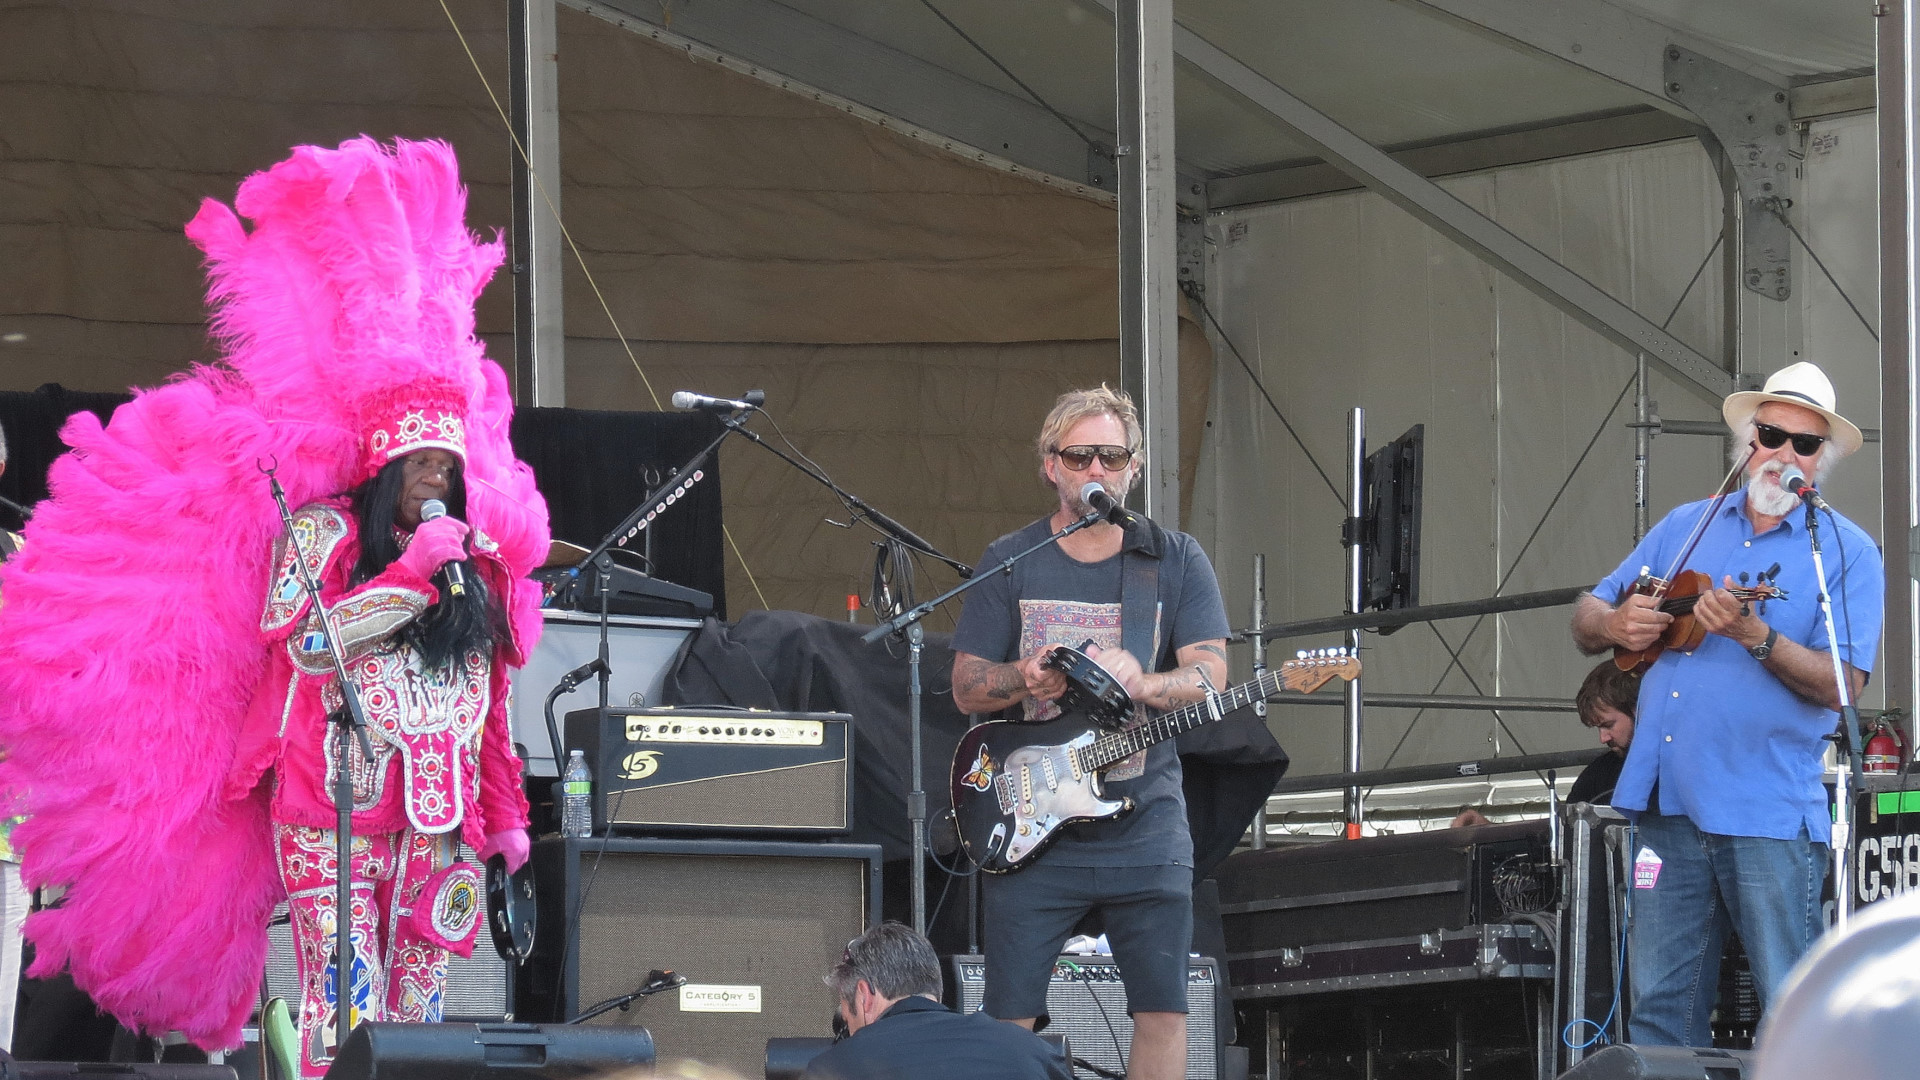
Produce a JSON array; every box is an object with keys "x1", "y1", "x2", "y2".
[
  {"x1": 0, "y1": 386, "x2": 729, "y2": 611},
  {"x1": 658, "y1": 610, "x2": 1289, "y2": 881}
]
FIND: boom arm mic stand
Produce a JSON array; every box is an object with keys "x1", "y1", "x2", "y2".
[
  {"x1": 0, "y1": 492, "x2": 31, "y2": 524},
  {"x1": 861, "y1": 505, "x2": 1110, "y2": 933},
  {"x1": 720, "y1": 422, "x2": 971, "y2": 578},
  {"x1": 263, "y1": 463, "x2": 378, "y2": 1057}
]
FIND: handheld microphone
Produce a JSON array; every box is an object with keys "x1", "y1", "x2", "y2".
[
  {"x1": 671, "y1": 389, "x2": 766, "y2": 412},
  {"x1": 1779, "y1": 465, "x2": 1832, "y2": 511},
  {"x1": 419, "y1": 499, "x2": 467, "y2": 597},
  {"x1": 1079, "y1": 481, "x2": 1129, "y2": 524}
]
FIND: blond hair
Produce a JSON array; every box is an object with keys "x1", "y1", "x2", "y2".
[{"x1": 1035, "y1": 385, "x2": 1143, "y2": 493}]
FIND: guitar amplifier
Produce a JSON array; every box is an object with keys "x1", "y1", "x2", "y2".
[
  {"x1": 564, "y1": 707, "x2": 852, "y2": 834},
  {"x1": 950, "y1": 955, "x2": 1220, "y2": 1080}
]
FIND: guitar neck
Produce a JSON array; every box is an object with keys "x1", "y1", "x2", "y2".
[{"x1": 1080, "y1": 667, "x2": 1288, "y2": 771}]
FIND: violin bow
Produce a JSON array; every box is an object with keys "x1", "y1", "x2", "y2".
[{"x1": 1655, "y1": 445, "x2": 1756, "y2": 588}]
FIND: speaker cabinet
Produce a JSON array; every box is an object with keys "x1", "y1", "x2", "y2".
[
  {"x1": 763, "y1": 1033, "x2": 1072, "y2": 1080},
  {"x1": 950, "y1": 954, "x2": 1220, "y2": 1080},
  {"x1": 1556, "y1": 1044, "x2": 1755, "y2": 1079},
  {"x1": 322, "y1": 1022, "x2": 654, "y2": 1080},
  {"x1": 524, "y1": 837, "x2": 881, "y2": 1077},
  {"x1": 0, "y1": 1068, "x2": 235, "y2": 1080},
  {"x1": 564, "y1": 708, "x2": 852, "y2": 835},
  {"x1": 265, "y1": 904, "x2": 511, "y2": 1022}
]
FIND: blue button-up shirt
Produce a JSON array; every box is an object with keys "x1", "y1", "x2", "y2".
[{"x1": 1595, "y1": 488, "x2": 1884, "y2": 840}]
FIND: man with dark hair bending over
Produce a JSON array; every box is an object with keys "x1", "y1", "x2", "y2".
[
  {"x1": 803, "y1": 923, "x2": 1068, "y2": 1079},
  {"x1": 950, "y1": 385, "x2": 1230, "y2": 1080}
]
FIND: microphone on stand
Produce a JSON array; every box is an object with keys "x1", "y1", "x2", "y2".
[
  {"x1": 557, "y1": 657, "x2": 608, "y2": 693},
  {"x1": 1780, "y1": 464, "x2": 1833, "y2": 511},
  {"x1": 1079, "y1": 481, "x2": 1131, "y2": 525},
  {"x1": 672, "y1": 389, "x2": 766, "y2": 413},
  {"x1": 419, "y1": 498, "x2": 467, "y2": 597}
]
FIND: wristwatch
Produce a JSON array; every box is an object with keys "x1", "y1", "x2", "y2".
[{"x1": 1748, "y1": 626, "x2": 1779, "y2": 661}]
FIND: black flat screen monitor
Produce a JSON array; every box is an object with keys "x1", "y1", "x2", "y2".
[{"x1": 1361, "y1": 424, "x2": 1423, "y2": 630}]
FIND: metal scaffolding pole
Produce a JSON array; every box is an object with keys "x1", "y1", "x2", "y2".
[
  {"x1": 1343, "y1": 409, "x2": 1366, "y2": 837},
  {"x1": 1879, "y1": 0, "x2": 1917, "y2": 723},
  {"x1": 1114, "y1": 0, "x2": 1181, "y2": 525},
  {"x1": 1250, "y1": 553, "x2": 1269, "y2": 849},
  {"x1": 509, "y1": 0, "x2": 566, "y2": 407}
]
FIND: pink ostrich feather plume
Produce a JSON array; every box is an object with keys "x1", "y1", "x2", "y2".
[{"x1": 0, "y1": 137, "x2": 547, "y2": 1049}]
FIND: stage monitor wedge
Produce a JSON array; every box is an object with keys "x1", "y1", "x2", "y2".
[{"x1": 322, "y1": 1021, "x2": 654, "y2": 1080}]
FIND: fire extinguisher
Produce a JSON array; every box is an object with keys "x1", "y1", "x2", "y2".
[{"x1": 1864, "y1": 717, "x2": 1908, "y2": 774}]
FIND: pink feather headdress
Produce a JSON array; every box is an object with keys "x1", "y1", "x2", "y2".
[{"x1": 0, "y1": 137, "x2": 549, "y2": 1049}]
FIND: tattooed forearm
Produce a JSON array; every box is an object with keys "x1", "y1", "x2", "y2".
[
  {"x1": 1196, "y1": 643, "x2": 1228, "y2": 664},
  {"x1": 1145, "y1": 665, "x2": 1206, "y2": 710},
  {"x1": 953, "y1": 654, "x2": 1027, "y2": 712},
  {"x1": 985, "y1": 664, "x2": 1024, "y2": 700}
]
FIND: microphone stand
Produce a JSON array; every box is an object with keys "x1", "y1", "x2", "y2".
[
  {"x1": 0, "y1": 492, "x2": 31, "y2": 525},
  {"x1": 1801, "y1": 491, "x2": 1863, "y2": 928},
  {"x1": 861, "y1": 504, "x2": 1112, "y2": 934},
  {"x1": 262, "y1": 468, "x2": 377, "y2": 1057},
  {"x1": 720, "y1": 422, "x2": 970, "y2": 577},
  {"x1": 551, "y1": 410, "x2": 747, "y2": 804},
  {"x1": 567, "y1": 969, "x2": 686, "y2": 1024}
]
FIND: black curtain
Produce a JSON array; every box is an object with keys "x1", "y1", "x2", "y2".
[
  {"x1": 0, "y1": 384, "x2": 130, "y2": 527},
  {"x1": 0, "y1": 386, "x2": 728, "y2": 610},
  {"x1": 510, "y1": 405, "x2": 727, "y2": 617}
]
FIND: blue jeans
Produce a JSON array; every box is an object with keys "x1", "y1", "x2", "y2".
[{"x1": 1626, "y1": 813, "x2": 1826, "y2": 1046}]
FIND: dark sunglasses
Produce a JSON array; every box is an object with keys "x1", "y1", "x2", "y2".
[
  {"x1": 1053, "y1": 444, "x2": 1134, "y2": 471},
  {"x1": 1755, "y1": 422, "x2": 1827, "y2": 457}
]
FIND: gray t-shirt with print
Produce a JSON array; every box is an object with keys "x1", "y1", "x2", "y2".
[{"x1": 951, "y1": 515, "x2": 1230, "y2": 867}]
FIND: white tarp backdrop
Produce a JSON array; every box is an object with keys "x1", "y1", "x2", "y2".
[
  {"x1": 0, "y1": 1, "x2": 1882, "y2": 777},
  {"x1": 1197, "y1": 116, "x2": 1882, "y2": 778}
]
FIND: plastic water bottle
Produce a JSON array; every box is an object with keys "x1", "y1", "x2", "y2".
[{"x1": 561, "y1": 750, "x2": 594, "y2": 838}]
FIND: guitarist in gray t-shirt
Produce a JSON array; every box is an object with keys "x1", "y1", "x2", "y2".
[{"x1": 951, "y1": 387, "x2": 1229, "y2": 1080}]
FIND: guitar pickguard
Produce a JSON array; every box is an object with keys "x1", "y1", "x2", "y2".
[{"x1": 996, "y1": 729, "x2": 1129, "y2": 867}]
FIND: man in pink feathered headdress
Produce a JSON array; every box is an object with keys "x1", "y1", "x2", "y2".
[
  {"x1": 210, "y1": 142, "x2": 538, "y2": 1077},
  {"x1": 230, "y1": 380, "x2": 532, "y2": 1076},
  {"x1": 0, "y1": 137, "x2": 550, "y2": 1072}
]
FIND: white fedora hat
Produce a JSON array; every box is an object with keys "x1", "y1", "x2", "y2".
[{"x1": 1722, "y1": 361, "x2": 1864, "y2": 456}]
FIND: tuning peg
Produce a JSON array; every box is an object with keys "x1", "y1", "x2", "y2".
[
  {"x1": 1296, "y1": 649, "x2": 1308, "y2": 660},
  {"x1": 1739, "y1": 571, "x2": 1750, "y2": 587}
]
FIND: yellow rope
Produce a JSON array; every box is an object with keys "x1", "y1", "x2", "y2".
[{"x1": 437, "y1": 0, "x2": 771, "y2": 610}]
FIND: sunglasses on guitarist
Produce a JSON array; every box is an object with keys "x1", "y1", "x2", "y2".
[{"x1": 1053, "y1": 444, "x2": 1134, "y2": 471}]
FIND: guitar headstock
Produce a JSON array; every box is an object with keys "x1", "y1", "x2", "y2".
[{"x1": 1278, "y1": 648, "x2": 1361, "y2": 694}]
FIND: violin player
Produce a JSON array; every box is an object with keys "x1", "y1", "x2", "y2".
[{"x1": 1571, "y1": 362, "x2": 1883, "y2": 1048}]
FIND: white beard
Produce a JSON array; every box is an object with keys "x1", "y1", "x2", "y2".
[{"x1": 1747, "y1": 461, "x2": 1800, "y2": 517}]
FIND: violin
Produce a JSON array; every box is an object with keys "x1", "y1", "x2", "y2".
[{"x1": 1612, "y1": 565, "x2": 1788, "y2": 673}]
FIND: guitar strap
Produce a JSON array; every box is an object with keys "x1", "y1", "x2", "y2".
[
  {"x1": 1110, "y1": 527, "x2": 1162, "y2": 780},
  {"x1": 1120, "y1": 550, "x2": 1161, "y2": 671}
]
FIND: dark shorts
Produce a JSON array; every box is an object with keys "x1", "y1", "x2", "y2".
[{"x1": 981, "y1": 862, "x2": 1193, "y2": 1021}]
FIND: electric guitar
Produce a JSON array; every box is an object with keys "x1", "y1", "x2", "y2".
[{"x1": 950, "y1": 646, "x2": 1360, "y2": 874}]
